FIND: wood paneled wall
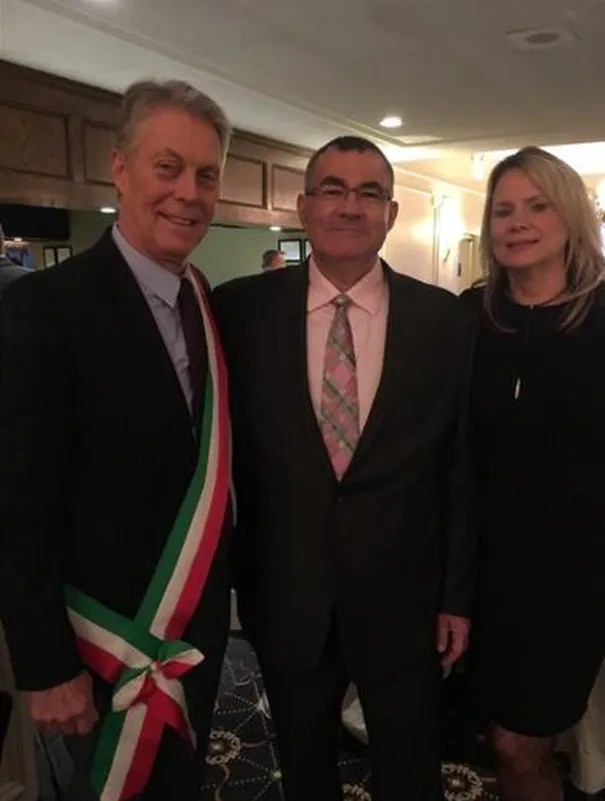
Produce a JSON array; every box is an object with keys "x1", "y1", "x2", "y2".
[{"x1": 0, "y1": 59, "x2": 309, "y2": 228}]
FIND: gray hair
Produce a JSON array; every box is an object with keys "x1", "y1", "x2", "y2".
[
  {"x1": 262, "y1": 249, "x2": 284, "y2": 269},
  {"x1": 116, "y1": 79, "x2": 232, "y2": 160}
]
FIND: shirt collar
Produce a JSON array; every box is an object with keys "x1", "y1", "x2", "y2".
[
  {"x1": 112, "y1": 224, "x2": 183, "y2": 309},
  {"x1": 307, "y1": 256, "x2": 385, "y2": 316}
]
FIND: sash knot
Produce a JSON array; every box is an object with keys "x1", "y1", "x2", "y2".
[{"x1": 111, "y1": 640, "x2": 204, "y2": 717}]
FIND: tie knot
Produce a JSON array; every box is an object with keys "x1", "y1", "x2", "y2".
[
  {"x1": 332, "y1": 294, "x2": 351, "y2": 310},
  {"x1": 179, "y1": 275, "x2": 193, "y2": 296},
  {"x1": 178, "y1": 277, "x2": 199, "y2": 315}
]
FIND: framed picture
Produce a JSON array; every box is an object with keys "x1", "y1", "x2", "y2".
[
  {"x1": 57, "y1": 245, "x2": 73, "y2": 263},
  {"x1": 278, "y1": 238, "x2": 303, "y2": 264},
  {"x1": 43, "y1": 246, "x2": 56, "y2": 269},
  {"x1": 43, "y1": 244, "x2": 73, "y2": 268}
]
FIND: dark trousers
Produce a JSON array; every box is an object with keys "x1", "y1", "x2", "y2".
[
  {"x1": 64, "y1": 725, "x2": 210, "y2": 801},
  {"x1": 259, "y1": 629, "x2": 444, "y2": 801}
]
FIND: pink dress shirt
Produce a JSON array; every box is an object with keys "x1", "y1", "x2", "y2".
[{"x1": 307, "y1": 258, "x2": 389, "y2": 431}]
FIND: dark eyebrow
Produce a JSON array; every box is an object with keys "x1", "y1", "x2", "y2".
[
  {"x1": 318, "y1": 176, "x2": 348, "y2": 187},
  {"x1": 318, "y1": 177, "x2": 388, "y2": 192},
  {"x1": 493, "y1": 194, "x2": 548, "y2": 207},
  {"x1": 357, "y1": 180, "x2": 387, "y2": 191},
  {"x1": 198, "y1": 164, "x2": 220, "y2": 177}
]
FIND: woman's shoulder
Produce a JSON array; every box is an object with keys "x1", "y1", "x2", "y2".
[
  {"x1": 459, "y1": 281, "x2": 486, "y2": 313},
  {"x1": 584, "y1": 283, "x2": 605, "y2": 330},
  {"x1": 592, "y1": 282, "x2": 605, "y2": 310}
]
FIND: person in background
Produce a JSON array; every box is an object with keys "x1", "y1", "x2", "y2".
[
  {"x1": 261, "y1": 248, "x2": 287, "y2": 270},
  {"x1": 0, "y1": 79, "x2": 233, "y2": 801},
  {"x1": 462, "y1": 146, "x2": 605, "y2": 801},
  {"x1": 213, "y1": 135, "x2": 474, "y2": 801},
  {"x1": 0, "y1": 223, "x2": 30, "y2": 301}
]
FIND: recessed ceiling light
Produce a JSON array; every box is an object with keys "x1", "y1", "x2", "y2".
[
  {"x1": 100, "y1": 207, "x2": 116, "y2": 214},
  {"x1": 506, "y1": 25, "x2": 576, "y2": 50},
  {"x1": 380, "y1": 115, "x2": 403, "y2": 129},
  {"x1": 269, "y1": 225, "x2": 282, "y2": 232}
]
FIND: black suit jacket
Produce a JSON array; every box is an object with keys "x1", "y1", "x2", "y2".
[
  {"x1": 213, "y1": 261, "x2": 475, "y2": 683},
  {"x1": 0, "y1": 231, "x2": 231, "y2": 692},
  {"x1": 0, "y1": 259, "x2": 31, "y2": 302}
]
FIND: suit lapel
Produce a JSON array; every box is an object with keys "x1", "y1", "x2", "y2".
[
  {"x1": 277, "y1": 262, "x2": 336, "y2": 480},
  {"x1": 278, "y1": 260, "x2": 417, "y2": 482},
  {"x1": 97, "y1": 231, "x2": 193, "y2": 433},
  {"x1": 346, "y1": 263, "x2": 415, "y2": 475}
]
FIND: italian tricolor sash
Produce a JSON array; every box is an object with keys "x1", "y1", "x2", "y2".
[{"x1": 65, "y1": 270, "x2": 230, "y2": 801}]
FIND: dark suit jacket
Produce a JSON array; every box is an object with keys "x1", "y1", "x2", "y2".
[
  {"x1": 213, "y1": 260, "x2": 475, "y2": 683},
  {"x1": 0, "y1": 259, "x2": 31, "y2": 301},
  {"x1": 0, "y1": 231, "x2": 231, "y2": 694}
]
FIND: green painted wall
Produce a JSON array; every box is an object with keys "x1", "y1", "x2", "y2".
[
  {"x1": 192, "y1": 226, "x2": 306, "y2": 288},
  {"x1": 192, "y1": 226, "x2": 279, "y2": 287},
  {"x1": 70, "y1": 210, "x2": 115, "y2": 254},
  {"x1": 68, "y1": 211, "x2": 306, "y2": 288}
]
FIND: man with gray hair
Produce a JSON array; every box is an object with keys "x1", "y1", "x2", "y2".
[
  {"x1": 261, "y1": 248, "x2": 286, "y2": 271},
  {"x1": 0, "y1": 79, "x2": 233, "y2": 800}
]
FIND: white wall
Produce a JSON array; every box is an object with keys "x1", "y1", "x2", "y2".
[
  {"x1": 381, "y1": 186, "x2": 435, "y2": 284},
  {"x1": 435, "y1": 189, "x2": 484, "y2": 293},
  {"x1": 383, "y1": 172, "x2": 485, "y2": 294}
]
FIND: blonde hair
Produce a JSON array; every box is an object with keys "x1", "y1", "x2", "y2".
[
  {"x1": 116, "y1": 79, "x2": 231, "y2": 160},
  {"x1": 480, "y1": 146, "x2": 605, "y2": 330}
]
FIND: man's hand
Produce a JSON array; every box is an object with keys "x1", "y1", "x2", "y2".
[
  {"x1": 436, "y1": 613, "x2": 470, "y2": 668},
  {"x1": 27, "y1": 671, "x2": 98, "y2": 736}
]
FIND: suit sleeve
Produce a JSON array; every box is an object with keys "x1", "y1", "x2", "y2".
[
  {"x1": 0, "y1": 277, "x2": 82, "y2": 690},
  {"x1": 440, "y1": 306, "x2": 477, "y2": 618}
]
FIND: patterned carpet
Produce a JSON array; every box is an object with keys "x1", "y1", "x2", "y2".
[
  {"x1": 25, "y1": 637, "x2": 601, "y2": 800},
  {"x1": 201, "y1": 637, "x2": 501, "y2": 801}
]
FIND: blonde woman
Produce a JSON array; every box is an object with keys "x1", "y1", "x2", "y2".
[{"x1": 463, "y1": 146, "x2": 605, "y2": 801}]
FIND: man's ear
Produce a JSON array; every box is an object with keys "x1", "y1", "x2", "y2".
[
  {"x1": 387, "y1": 200, "x2": 399, "y2": 232},
  {"x1": 110, "y1": 148, "x2": 127, "y2": 196},
  {"x1": 297, "y1": 193, "x2": 309, "y2": 230}
]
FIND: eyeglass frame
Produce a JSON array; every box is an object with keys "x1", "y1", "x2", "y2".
[{"x1": 304, "y1": 177, "x2": 393, "y2": 206}]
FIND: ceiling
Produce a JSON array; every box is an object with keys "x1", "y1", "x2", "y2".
[{"x1": 3, "y1": 0, "x2": 605, "y2": 190}]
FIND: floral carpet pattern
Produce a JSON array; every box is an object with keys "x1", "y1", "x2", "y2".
[{"x1": 201, "y1": 638, "x2": 501, "y2": 801}]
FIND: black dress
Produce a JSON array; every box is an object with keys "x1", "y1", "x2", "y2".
[{"x1": 468, "y1": 288, "x2": 605, "y2": 736}]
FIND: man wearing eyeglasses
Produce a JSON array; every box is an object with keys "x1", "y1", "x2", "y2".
[{"x1": 213, "y1": 136, "x2": 474, "y2": 801}]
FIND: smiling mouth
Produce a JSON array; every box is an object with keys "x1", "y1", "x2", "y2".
[
  {"x1": 506, "y1": 241, "x2": 539, "y2": 250},
  {"x1": 160, "y1": 213, "x2": 199, "y2": 227}
]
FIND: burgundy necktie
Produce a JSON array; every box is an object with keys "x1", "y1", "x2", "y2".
[{"x1": 177, "y1": 276, "x2": 207, "y2": 431}]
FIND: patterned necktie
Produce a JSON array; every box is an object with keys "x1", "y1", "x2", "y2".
[
  {"x1": 319, "y1": 295, "x2": 360, "y2": 479},
  {"x1": 177, "y1": 276, "x2": 207, "y2": 431}
]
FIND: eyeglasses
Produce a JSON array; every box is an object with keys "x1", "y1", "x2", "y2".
[{"x1": 305, "y1": 183, "x2": 392, "y2": 206}]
